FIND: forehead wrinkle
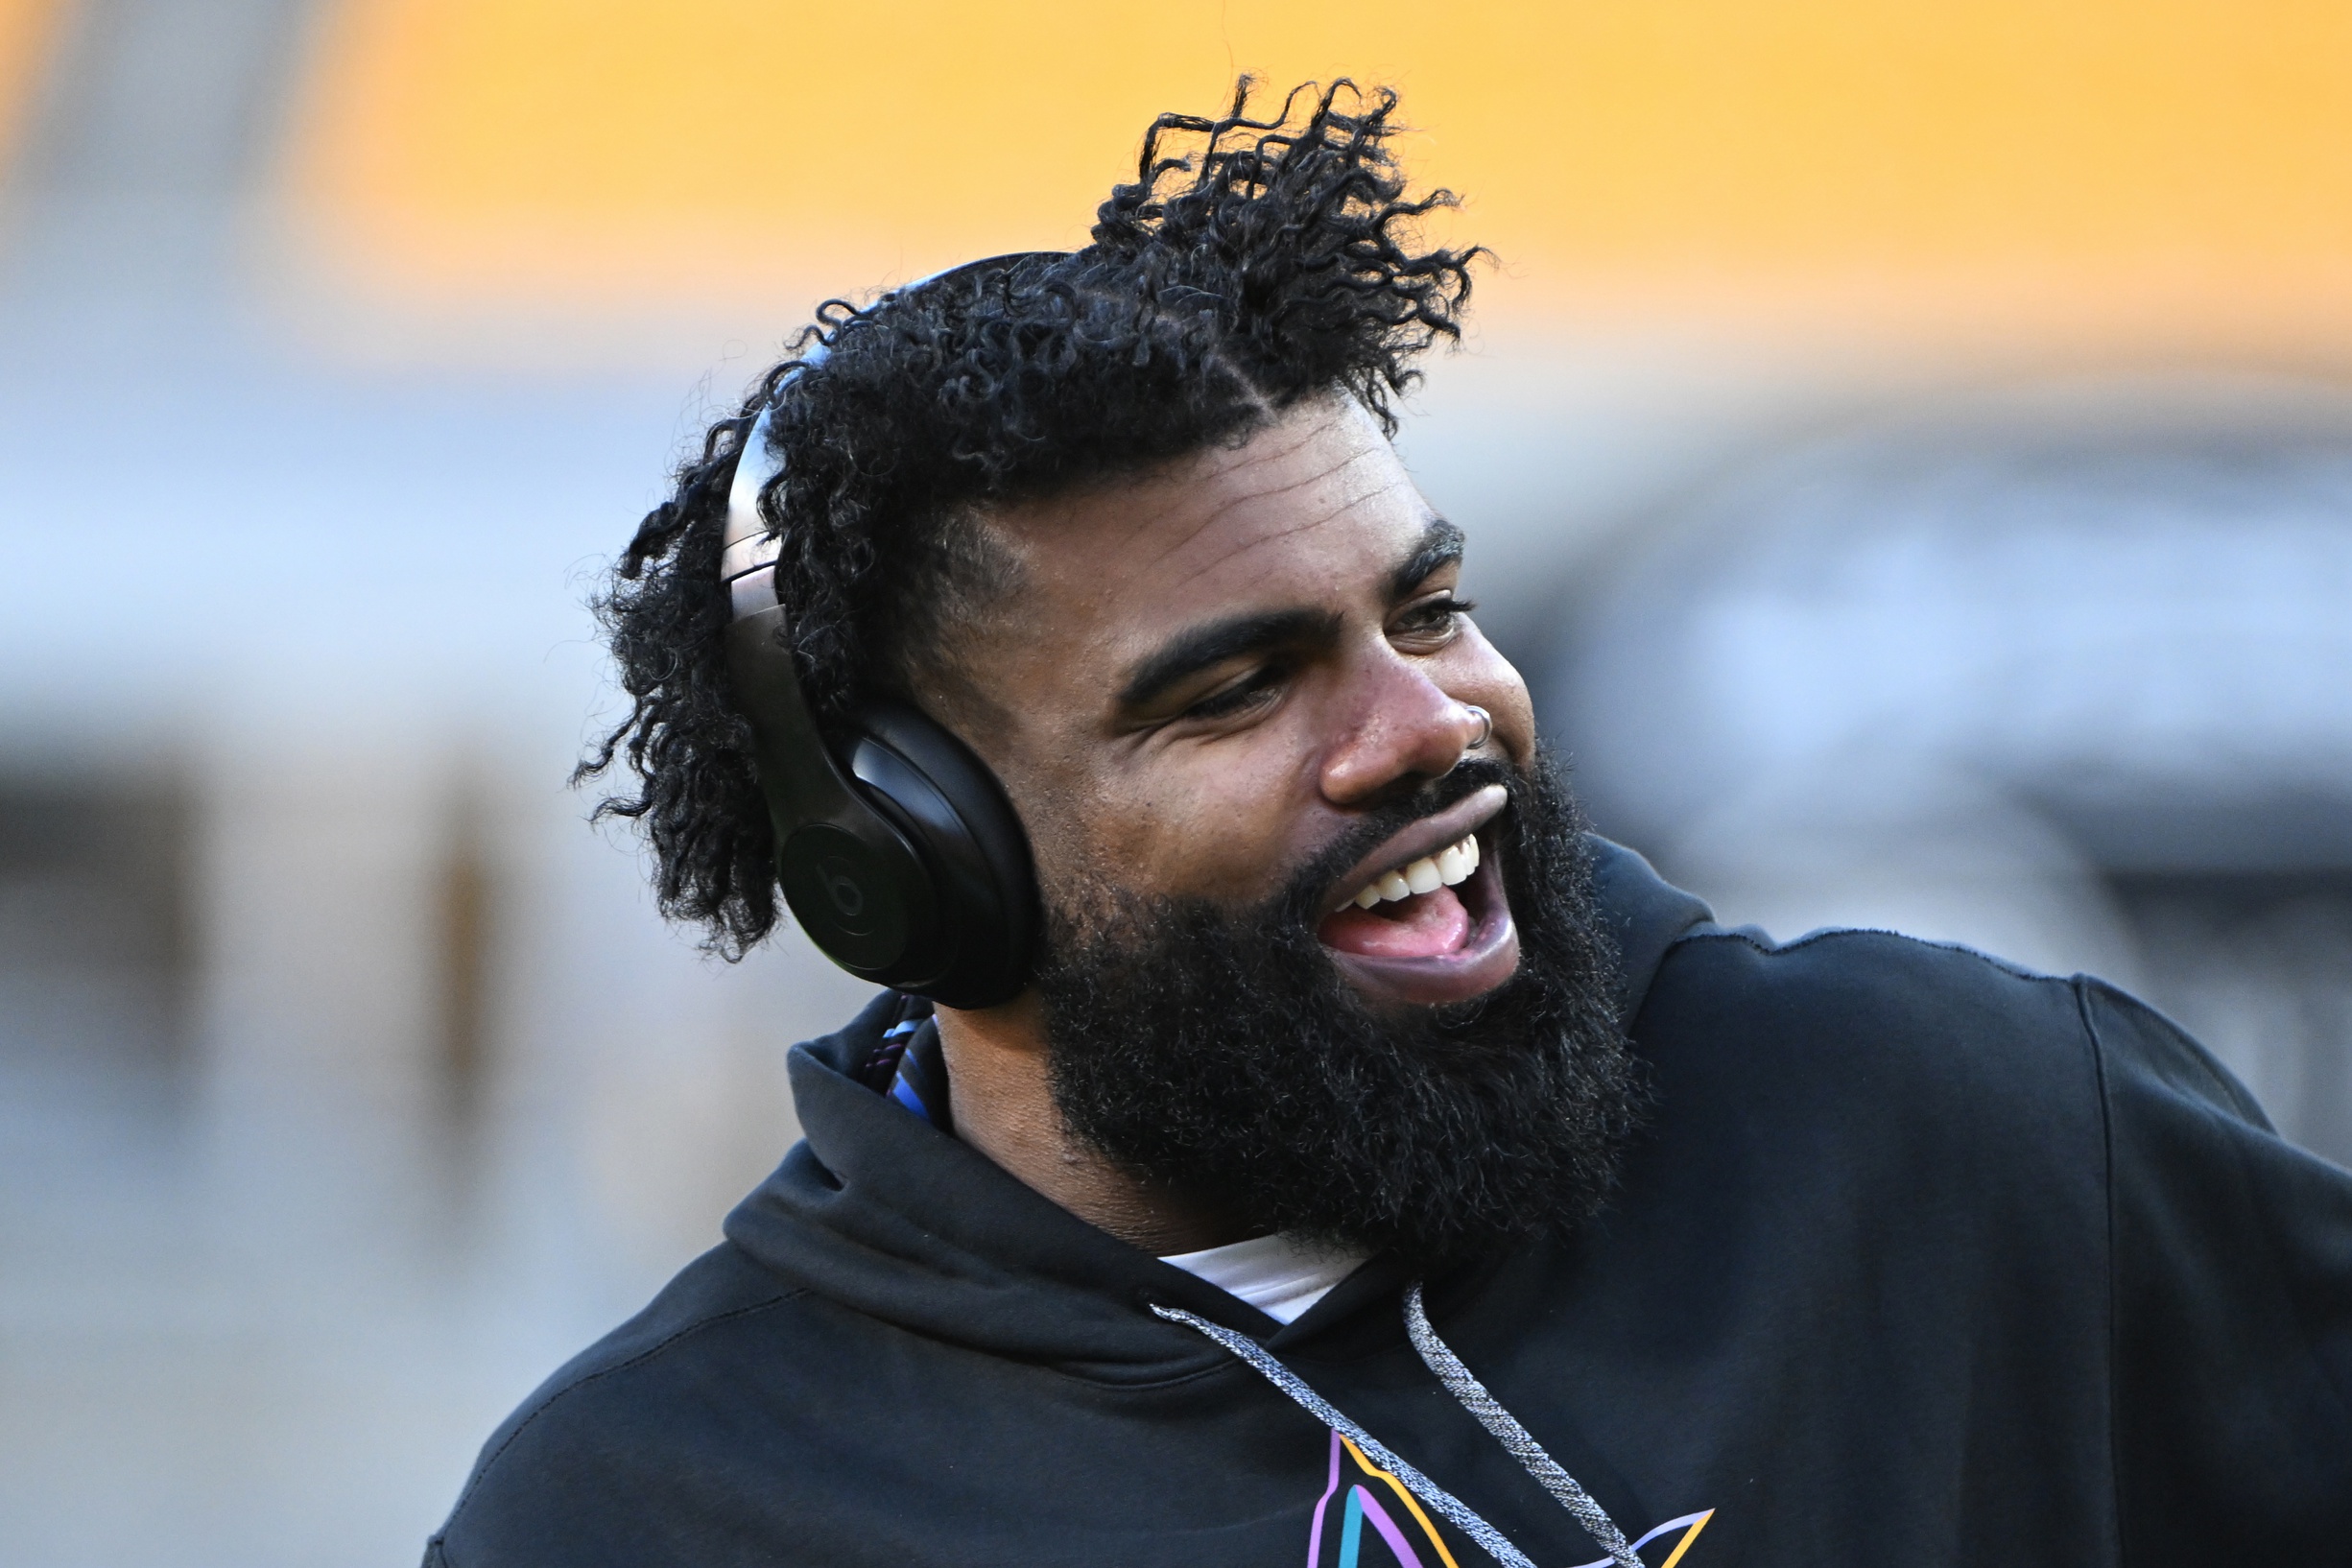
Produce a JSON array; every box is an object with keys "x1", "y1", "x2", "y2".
[
  {"x1": 1146, "y1": 440, "x2": 1409, "y2": 591},
  {"x1": 1159, "y1": 501, "x2": 1364, "y2": 599},
  {"x1": 996, "y1": 406, "x2": 1410, "y2": 659},
  {"x1": 1063, "y1": 410, "x2": 1343, "y2": 565}
]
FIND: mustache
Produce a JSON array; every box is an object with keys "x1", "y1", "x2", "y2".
[{"x1": 1273, "y1": 756, "x2": 1521, "y2": 928}]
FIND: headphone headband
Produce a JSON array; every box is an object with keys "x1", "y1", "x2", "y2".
[
  {"x1": 722, "y1": 248, "x2": 1065, "y2": 618},
  {"x1": 721, "y1": 403, "x2": 786, "y2": 612}
]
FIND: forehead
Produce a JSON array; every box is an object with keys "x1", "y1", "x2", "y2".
[{"x1": 987, "y1": 399, "x2": 1435, "y2": 649}]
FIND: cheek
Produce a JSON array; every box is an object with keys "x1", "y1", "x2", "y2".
[
  {"x1": 1490, "y1": 681, "x2": 1539, "y2": 767},
  {"x1": 1451, "y1": 631, "x2": 1537, "y2": 763},
  {"x1": 1022, "y1": 746, "x2": 1314, "y2": 907}
]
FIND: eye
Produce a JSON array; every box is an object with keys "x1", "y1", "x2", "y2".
[
  {"x1": 1181, "y1": 662, "x2": 1287, "y2": 723},
  {"x1": 1390, "y1": 593, "x2": 1475, "y2": 651}
]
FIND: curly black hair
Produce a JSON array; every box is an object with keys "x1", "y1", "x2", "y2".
[{"x1": 578, "y1": 79, "x2": 1485, "y2": 957}]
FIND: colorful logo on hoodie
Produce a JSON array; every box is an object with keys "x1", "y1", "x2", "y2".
[{"x1": 1306, "y1": 1434, "x2": 1713, "y2": 1568}]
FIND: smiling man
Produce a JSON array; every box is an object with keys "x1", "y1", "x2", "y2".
[{"x1": 426, "y1": 84, "x2": 2352, "y2": 1568}]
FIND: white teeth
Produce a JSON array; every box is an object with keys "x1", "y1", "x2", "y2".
[{"x1": 1348, "y1": 833, "x2": 1483, "y2": 909}]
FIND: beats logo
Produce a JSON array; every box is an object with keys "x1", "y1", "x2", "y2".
[{"x1": 819, "y1": 857, "x2": 866, "y2": 918}]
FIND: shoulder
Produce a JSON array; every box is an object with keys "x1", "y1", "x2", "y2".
[
  {"x1": 2070, "y1": 980, "x2": 2352, "y2": 1556},
  {"x1": 2069, "y1": 974, "x2": 2272, "y2": 1128},
  {"x1": 1632, "y1": 923, "x2": 2129, "y2": 1200},
  {"x1": 1651, "y1": 924, "x2": 2283, "y2": 1141},
  {"x1": 1649, "y1": 921, "x2": 2096, "y2": 1082},
  {"x1": 1583, "y1": 834, "x2": 2098, "y2": 1099},
  {"x1": 428, "y1": 1242, "x2": 824, "y2": 1566},
  {"x1": 1612, "y1": 925, "x2": 2134, "y2": 1298}
]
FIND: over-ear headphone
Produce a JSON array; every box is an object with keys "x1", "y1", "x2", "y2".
[{"x1": 718, "y1": 258, "x2": 1059, "y2": 1007}]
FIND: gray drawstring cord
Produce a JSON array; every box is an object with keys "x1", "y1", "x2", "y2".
[
  {"x1": 1403, "y1": 1283, "x2": 1641, "y2": 1568},
  {"x1": 1152, "y1": 1287, "x2": 1640, "y2": 1568},
  {"x1": 1151, "y1": 1303, "x2": 1541, "y2": 1568}
]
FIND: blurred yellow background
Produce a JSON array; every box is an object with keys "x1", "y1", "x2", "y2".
[
  {"x1": 280, "y1": 0, "x2": 2352, "y2": 351},
  {"x1": 0, "y1": 0, "x2": 69, "y2": 159}
]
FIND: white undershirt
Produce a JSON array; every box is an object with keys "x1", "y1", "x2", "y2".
[{"x1": 1159, "y1": 1232, "x2": 1371, "y2": 1324}]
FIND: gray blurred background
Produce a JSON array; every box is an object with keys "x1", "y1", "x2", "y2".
[{"x1": 2, "y1": 1, "x2": 2347, "y2": 1562}]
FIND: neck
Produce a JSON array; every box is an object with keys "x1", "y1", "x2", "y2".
[{"x1": 932, "y1": 991, "x2": 1248, "y2": 1255}]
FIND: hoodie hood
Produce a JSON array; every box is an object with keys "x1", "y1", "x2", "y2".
[{"x1": 720, "y1": 835, "x2": 1714, "y2": 1372}]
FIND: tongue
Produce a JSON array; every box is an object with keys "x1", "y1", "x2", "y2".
[{"x1": 1318, "y1": 884, "x2": 1472, "y2": 959}]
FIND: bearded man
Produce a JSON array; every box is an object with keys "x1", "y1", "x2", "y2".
[{"x1": 425, "y1": 83, "x2": 2352, "y2": 1568}]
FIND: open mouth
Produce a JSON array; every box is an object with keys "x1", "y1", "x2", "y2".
[
  {"x1": 1314, "y1": 787, "x2": 1521, "y2": 1006},
  {"x1": 1322, "y1": 829, "x2": 1485, "y2": 957}
]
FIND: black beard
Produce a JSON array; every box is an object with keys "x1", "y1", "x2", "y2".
[{"x1": 1033, "y1": 746, "x2": 1643, "y2": 1271}]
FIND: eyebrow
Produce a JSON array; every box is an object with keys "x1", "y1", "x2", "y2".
[
  {"x1": 1390, "y1": 516, "x2": 1465, "y2": 602},
  {"x1": 1114, "y1": 517, "x2": 1468, "y2": 714},
  {"x1": 1117, "y1": 607, "x2": 1342, "y2": 712}
]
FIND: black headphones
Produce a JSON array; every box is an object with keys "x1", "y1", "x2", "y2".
[{"x1": 717, "y1": 260, "x2": 1061, "y2": 1007}]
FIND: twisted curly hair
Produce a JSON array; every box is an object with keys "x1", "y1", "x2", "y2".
[{"x1": 578, "y1": 79, "x2": 1485, "y2": 957}]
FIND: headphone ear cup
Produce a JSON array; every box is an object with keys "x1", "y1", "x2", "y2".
[
  {"x1": 773, "y1": 818, "x2": 936, "y2": 977},
  {"x1": 842, "y1": 701, "x2": 1038, "y2": 1008},
  {"x1": 720, "y1": 401, "x2": 1035, "y2": 1004}
]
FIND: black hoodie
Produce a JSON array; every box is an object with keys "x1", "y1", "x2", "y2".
[{"x1": 426, "y1": 841, "x2": 2352, "y2": 1567}]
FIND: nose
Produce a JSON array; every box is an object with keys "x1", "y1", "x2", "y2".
[{"x1": 1319, "y1": 661, "x2": 1490, "y2": 808}]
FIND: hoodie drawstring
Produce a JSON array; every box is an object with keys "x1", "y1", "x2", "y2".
[
  {"x1": 1400, "y1": 1285, "x2": 1638, "y2": 1566},
  {"x1": 1152, "y1": 1283, "x2": 1642, "y2": 1568}
]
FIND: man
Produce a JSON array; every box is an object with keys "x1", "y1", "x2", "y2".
[{"x1": 428, "y1": 83, "x2": 2352, "y2": 1567}]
